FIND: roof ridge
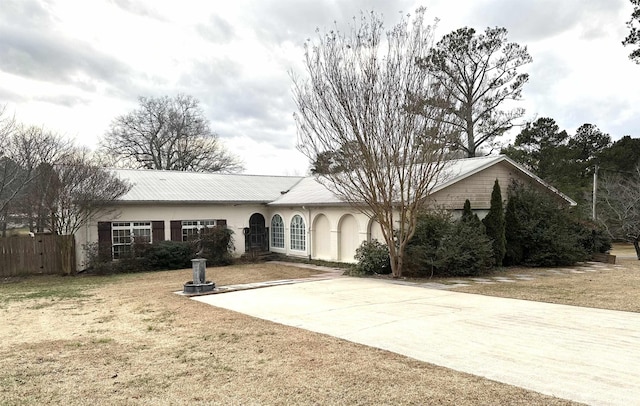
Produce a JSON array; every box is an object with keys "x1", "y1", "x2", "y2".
[{"x1": 110, "y1": 167, "x2": 304, "y2": 179}]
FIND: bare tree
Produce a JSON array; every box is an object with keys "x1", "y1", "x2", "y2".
[
  {"x1": 47, "y1": 149, "x2": 131, "y2": 274},
  {"x1": 598, "y1": 167, "x2": 640, "y2": 259},
  {"x1": 420, "y1": 27, "x2": 532, "y2": 157},
  {"x1": 101, "y1": 94, "x2": 243, "y2": 173},
  {"x1": 293, "y1": 8, "x2": 455, "y2": 278},
  {"x1": 11, "y1": 126, "x2": 73, "y2": 232},
  {"x1": 0, "y1": 116, "x2": 71, "y2": 234},
  {"x1": 0, "y1": 105, "x2": 19, "y2": 228}
]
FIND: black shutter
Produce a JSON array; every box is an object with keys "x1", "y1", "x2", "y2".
[
  {"x1": 170, "y1": 221, "x2": 182, "y2": 241},
  {"x1": 152, "y1": 221, "x2": 164, "y2": 243},
  {"x1": 97, "y1": 222, "x2": 112, "y2": 261}
]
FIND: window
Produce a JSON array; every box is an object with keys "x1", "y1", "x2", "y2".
[
  {"x1": 290, "y1": 215, "x2": 306, "y2": 251},
  {"x1": 271, "y1": 215, "x2": 284, "y2": 248},
  {"x1": 112, "y1": 222, "x2": 152, "y2": 259},
  {"x1": 181, "y1": 220, "x2": 218, "y2": 241}
]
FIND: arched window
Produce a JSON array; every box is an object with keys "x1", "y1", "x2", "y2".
[
  {"x1": 271, "y1": 214, "x2": 284, "y2": 248},
  {"x1": 290, "y1": 215, "x2": 306, "y2": 251}
]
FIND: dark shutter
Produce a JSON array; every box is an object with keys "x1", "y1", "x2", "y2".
[
  {"x1": 152, "y1": 221, "x2": 164, "y2": 243},
  {"x1": 170, "y1": 220, "x2": 182, "y2": 241},
  {"x1": 97, "y1": 222, "x2": 112, "y2": 261},
  {"x1": 216, "y1": 219, "x2": 227, "y2": 227}
]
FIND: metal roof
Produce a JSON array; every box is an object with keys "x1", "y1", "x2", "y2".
[
  {"x1": 113, "y1": 169, "x2": 304, "y2": 203},
  {"x1": 268, "y1": 177, "x2": 344, "y2": 206},
  {"x1": 112, "y1": 155, "x2": 576, "y2": 207},
  {"x1": 269, "y1": 155, "x2": 577, "y2": 206}
]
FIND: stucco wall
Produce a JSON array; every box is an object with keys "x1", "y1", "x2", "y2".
[
  {"x1": 266, "y1": 206, "x2": 382, "y2": 263},
  {"x1": 76, "y1": 203, "x2": 269, "y2": 269}
]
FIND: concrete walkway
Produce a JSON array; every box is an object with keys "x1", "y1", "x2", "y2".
[{"x1": 194, "y1": 277, "x2": 640, "y2": 406}]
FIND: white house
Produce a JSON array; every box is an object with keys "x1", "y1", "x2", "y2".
[{"x1": 77, "y1": 155, "x2": 576, "y2": 269}]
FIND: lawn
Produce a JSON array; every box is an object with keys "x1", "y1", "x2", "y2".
[
  {"x1": 0, "y1": 262, "x2": 581, "y2": 405},
  {"x1": 443, "y1": 244, "x2": 640, "y2": 313}
]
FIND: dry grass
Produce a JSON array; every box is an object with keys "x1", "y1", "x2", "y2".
[
  {"x1": 611, "y1": 243, "x2": 638, "y2": 258},
  {"x1": 0, "y1": 262, "x2": 577, "y2": 405},
  {"x1": 444, "y1": 245, "x2": 640, "y2": 313}
]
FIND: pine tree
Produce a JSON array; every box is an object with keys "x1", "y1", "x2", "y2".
[{"x1": 483, "y1": 179, "x2": 507, "y2": 266}]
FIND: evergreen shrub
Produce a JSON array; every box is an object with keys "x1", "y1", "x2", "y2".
[
  {"x1": 504, "y1": 182, "x2": 588, "y2": 266},
  {"x1": 350, "y1": 240, "x2": 391, "y2": 276}
]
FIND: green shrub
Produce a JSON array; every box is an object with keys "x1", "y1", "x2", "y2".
[
  {"x1": 82, "y1": 228, "x2": 235, "y2": 275},
  {"x1": 142, "y1": 241, "x2": 193, "y2": 270},
  {"x1": 461, "y1": 199, "x2": 482, "y2": 227},
  {"x1": 405, "y1": 209, "x2": 452, "y2": 276},
  {"x1": 200, "y1": 227, "x2": 234, "y2": 266},
  {"x1": 405, "y1": 207, "x2": 494, "y2": 277},
  {"x1": 350, "y1": 240, "x2": 391, "y2": 275},
  {"x1": 482, "y1": 179, "x2": 506, "y2": 266},
  {"x1": 82, "y1": 242, "x2": 124, "y2": 274},
  {"x1": 504, "y1": 182, "x2": 588, "y2": 266},
  {"x1": 572, "y1": 219, "x2": 612, "y2": 256},
  {"x1": 435, "y1": 216, "x2": 495, "y2": 277}
]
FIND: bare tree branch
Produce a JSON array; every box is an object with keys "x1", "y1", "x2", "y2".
[
  {"x1": 293, "y1": 8, "x2": 456, "y2": 277},
  {"x1": 598, "y1": 167, "x2": 640, "y2": 259},
  {"x1": 101, "y1": 94, "x2": 244, "y2": 173},
  {"x1": 46, "y1": 149, "x2": 132, "y2": 274}
]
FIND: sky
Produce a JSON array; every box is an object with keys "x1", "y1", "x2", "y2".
[{"x1": 0, "y1": 0, "x2": 638, "y2": 175}]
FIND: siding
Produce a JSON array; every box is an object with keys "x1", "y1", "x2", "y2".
[{"x1": 429, "y1": 162, "x2": 522, "y2": 210}]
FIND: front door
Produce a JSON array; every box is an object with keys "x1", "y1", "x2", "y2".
[{"x1": 247, "y1": 213, "x2": 267, "y2": 251}]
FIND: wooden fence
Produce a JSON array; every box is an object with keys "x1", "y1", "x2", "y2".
[{"x1": 0, "y1": 234, "x2": 75, "y2": 276}]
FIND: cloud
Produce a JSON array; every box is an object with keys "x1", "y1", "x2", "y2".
[
  {"x1": 244, "y1": 0, "x2": 417, "y2": 45},
  {"x1": 196, "y1": 15, "x2": 236, "y2": 44},
  {"x1": 108, "y1": 0, "x2": 167, "y2": 20},
  {"x1": 0, "y1": 26, "x2": 134, "y2": 93},
  {"x1": 465, "y1": 0, "x2": 628, "y2": 42},
  {"x1": 0, "y1": 0, "x2": 58, "y2": 30},
  {"x1": 37, "y1": 94, "x2": 93, "y2": 108},
  {"x1": 177, "y1": 56, "x2": 296, "y2": 147},
  {"x1": 0, "y1": 86, "x2": 26, "y2": 104}
]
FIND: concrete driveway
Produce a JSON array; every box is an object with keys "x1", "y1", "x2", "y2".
[{"x1": 193, "y1": 278, "x2": 640, "y2": 406}]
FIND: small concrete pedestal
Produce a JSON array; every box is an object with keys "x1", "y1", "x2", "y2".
[{"x1": 183, "y1": 258, "x2": 215, "y2": 294}]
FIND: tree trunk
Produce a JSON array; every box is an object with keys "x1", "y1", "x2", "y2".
[
  {"x1": 634, "y1": 238, "x2": 640, "y2": 260},
  {"x1": 390, "y1": 246, "x2": 405, "y2": 278}
]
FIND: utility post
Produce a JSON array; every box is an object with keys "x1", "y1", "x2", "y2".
[{"x1": 592, "y1": 165, "x2": 598, "y2": 220}]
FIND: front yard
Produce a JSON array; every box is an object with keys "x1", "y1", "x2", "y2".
[{"x1": 3, "y1": 254, "x2": 637, "y2": 405}]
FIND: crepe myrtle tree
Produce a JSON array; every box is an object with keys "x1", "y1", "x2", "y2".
[
  {"x1": 293, "y1": 8, "x2": 456, "y2": 278},
  {"x1": 419, "y1": 27, "x2": 532, "y2": 157},
  {"x1": 46, "y1": 149, "x2": 131, "y2": 275}
]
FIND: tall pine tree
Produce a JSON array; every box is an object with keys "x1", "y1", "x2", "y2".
[{"x1": 483, "y1": 180, "x2": 506, "y2": 266}]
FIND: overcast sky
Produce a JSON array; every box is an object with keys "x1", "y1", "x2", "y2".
[{"x1": 1, "y1": 0, "x2": 638, "y2": 175}]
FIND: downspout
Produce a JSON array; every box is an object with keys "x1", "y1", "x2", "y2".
[{"x1": 307, "y1": 206, "x2": 312, "y2": 260}]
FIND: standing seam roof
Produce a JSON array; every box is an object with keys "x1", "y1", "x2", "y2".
[{"x1": 112, "y1": 169, "x2": 304, "y2": 202}]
